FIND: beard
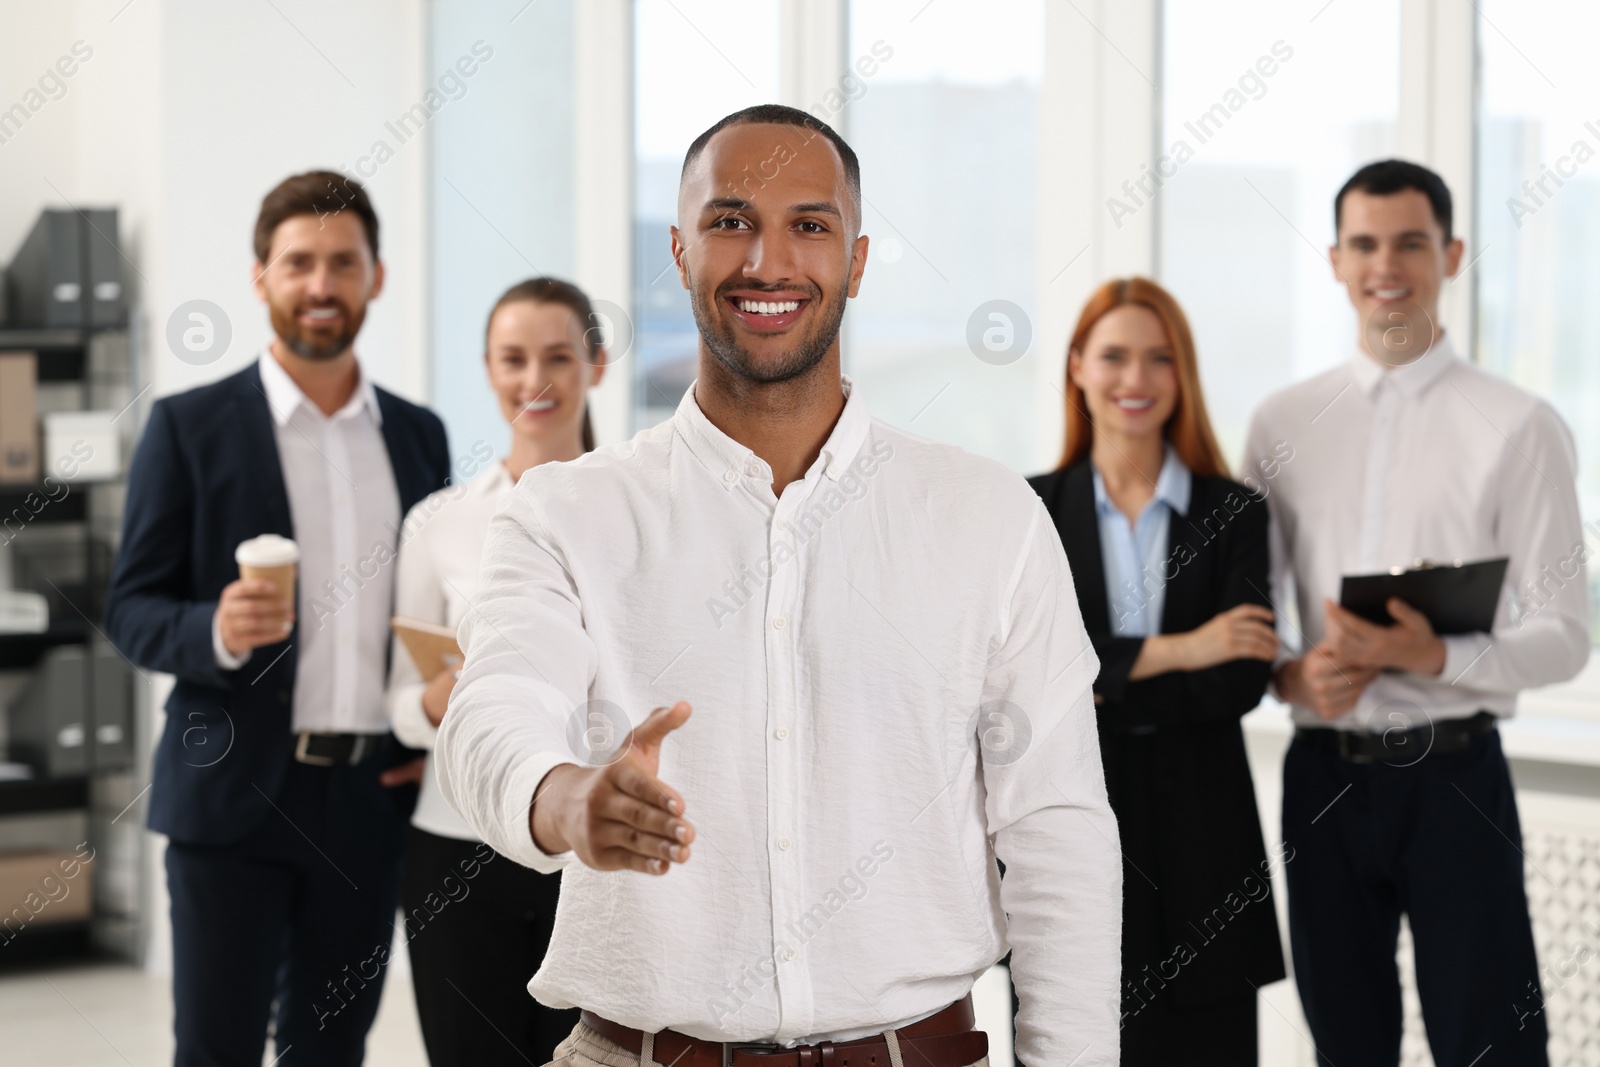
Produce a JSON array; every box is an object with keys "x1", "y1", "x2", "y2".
[
  {"x1": 268, "y1": 296, "x2": 366, "y2": 362},
  {"x1": 689, "y1": 273, "x2": 847, "y2": 385}
]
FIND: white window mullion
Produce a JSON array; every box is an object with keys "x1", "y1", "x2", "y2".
[
  {"x1": 1035, "y1": 0, "x2": 1161, "y2": 470},
  {"x1": 576, "y1": 0, "x2": 635, "y2": 445},
  {"x1": 1398, "y1": 0, "x2": 1478, "y2": 359},
  {"x1": 780, "y1": 0, "x2": 847, "y2": 114}
]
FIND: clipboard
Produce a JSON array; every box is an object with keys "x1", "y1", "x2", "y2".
[
  {"x1": 1338, "y1": 557, "x2": 1509, "y2": 635},
  {"x1": 390, "y1": 616, "x2": 463, "y2": 679}
]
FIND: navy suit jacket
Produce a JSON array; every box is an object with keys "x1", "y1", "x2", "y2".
[{"x1": 104, "y1": 361, "x2": 451, "y2": 847}]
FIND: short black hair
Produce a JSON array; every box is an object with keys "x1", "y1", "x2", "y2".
[
  {"x1": 254, "y1": 170, "x2": 379, "y2": 263},
  {"x1": 1334, "y1": 159, "x2": 1453, "y2": 242},
  {"x1": 680, "y1": 104, "x2": 861, "y2": 221}
]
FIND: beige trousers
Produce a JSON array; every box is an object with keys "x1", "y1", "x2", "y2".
[{"x1": 543, "y1": 1020, "x2": 989, "y2": 1067}]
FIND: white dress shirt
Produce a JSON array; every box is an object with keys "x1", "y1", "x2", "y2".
[
  {"x1": 213, "y1": 351, "x2": 401, "y2": 735},
  {"x1": 387, "y1": 460, "x2": 514, "y2": 839},
  {"x1": 1243, "y1": 334, "x2": 1590, "y2": 731},
  {"x1": 434, "y1": 377, "x2": 1121, "y2": 1065}
]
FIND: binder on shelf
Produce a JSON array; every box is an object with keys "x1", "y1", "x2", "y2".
[
  {"x1": 82, "y1": 208, "x2": 126, "y2": 329},
  {"x1": 8, "y1": 211, "x2": 85, "y2": 329},
  {"x1": 1339, "y1": 557, "x2": 1509, "y2": 635},
  {"x1": 5, "y1": 643, "x2": 134, "y2": 777}
]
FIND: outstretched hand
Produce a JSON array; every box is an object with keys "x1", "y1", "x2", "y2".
[{"x1": 528, "y1": 701, "x2": 697, "y2": 875}]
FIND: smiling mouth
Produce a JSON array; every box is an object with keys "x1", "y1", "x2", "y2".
[
  {"x1": 301, "y1": 305, "x2": 343, "y2": 325},
  {"x1": 521, "y1": 398, "x2": 556, "y2": 415},
  {"x1": 735, "y1": 299, "x2": 801, "y2": 315},
  {"x1": 724, "y1": 294, "x2": 810, "y2": 332},
  {"x1": 1369, "y1": 287, "x2": 1412, "y2": 301},
  {"x1": 1114, "y1": 397, "x2": 1155, "y2": 411}
]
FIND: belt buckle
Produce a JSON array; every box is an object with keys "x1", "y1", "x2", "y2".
[
  {"x1": 1337, "y1": 731, "x2": 1374, "y2": 765},
  {"x1": 724, "y1": 1042, "x2": 783, "y2": 1065},
  {"x1": 294, "y1": 731, "x2": 338, "y2": 766}
]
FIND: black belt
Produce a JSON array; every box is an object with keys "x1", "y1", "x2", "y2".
[
  {"x1": 1295, "y1": 710, "x2": 1497, "y2": 764},
  {"x1": 293, "y1": 731, "x2": 387, "y2": 766}
]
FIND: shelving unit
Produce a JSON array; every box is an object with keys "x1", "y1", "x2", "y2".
[{"x1": 0, "y1": 318, "x2": 145, "y2": 967}]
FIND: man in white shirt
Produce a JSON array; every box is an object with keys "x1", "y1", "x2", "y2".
[
  {"x1": 434, "y1": 104, "x2": 1121, "y2": 1067},
  {"x1": 1243, "y1": 160, "x2": 1588, "y2": 1067},
  {"x1": 105, "y1": 172, "x2": 450, "y2": 1066}
]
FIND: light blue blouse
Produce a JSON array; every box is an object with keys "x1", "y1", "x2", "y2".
[{"x1": 1092, "y1": 448, "x2": 1193, "y2": 637}]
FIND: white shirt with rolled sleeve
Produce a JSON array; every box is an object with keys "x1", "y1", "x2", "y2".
[
  {"x1": 433, "y1": 376, "x2": 1121, "y2": 1065},
  {"x1": 386, "y1": 459, "x2": 511, "y2": 840},
  {"x1": 1242, "y1": 334, "x2": 1590, "y2": 731}
]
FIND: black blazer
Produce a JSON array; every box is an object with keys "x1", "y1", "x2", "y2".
[
  {"x1": 1028, "y1": 460, "x2": 1286, "y2": 1005},
  {"x1": 104, "y1": 361, "x2": 450, "y2": 846}
]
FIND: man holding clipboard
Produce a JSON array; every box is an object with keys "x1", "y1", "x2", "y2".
[{"x1": 1244, "y1": 161, "x2": 1588, "y2": 1066}]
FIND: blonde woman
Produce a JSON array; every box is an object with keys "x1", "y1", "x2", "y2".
[{"x1": 388, "y1": 278, "x2": 604, "y2": 1066}]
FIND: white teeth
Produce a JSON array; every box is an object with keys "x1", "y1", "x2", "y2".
[
  {"x1": 1116, "y1": 397, "x2": 1154, "y2": 410},
  {"x1": 306, "y1": 308, "x2": 338, "y2": 319},
  {"x1": 1374, "y1": 288, "x2": 1409, "y2": 299},
  {"x1": 737, "y1": 299, "x2": 800, "y2": 315},
  {"x1": 523, "y1": 399, "x2": 555, "y2": 412}
]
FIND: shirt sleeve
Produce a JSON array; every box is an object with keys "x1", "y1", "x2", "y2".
[
  {"x1": 1242, "y1": 410, "x2": 1301, "y2": 698},
  {"x1": 432, "y1": 490, "x2": 590, "y2": 873},
  {"x1": 386, "y1": 500, "x2": 445, "y2": 750},
  {"x1": 1439, "y1": 401, "x2": 1590, "y2": 693},
  {"x1": 983, "y1": 502, "x2": 1120, "y2": 1067},
  {"x1": 212, "y1": 610, "x2": 251, "y2": 671}
]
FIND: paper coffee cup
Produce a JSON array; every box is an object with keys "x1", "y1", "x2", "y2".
[{"x1": 235, "y1": 534, "x2": 299, "y2": 600}]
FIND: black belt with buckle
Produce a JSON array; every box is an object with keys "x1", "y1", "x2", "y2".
[
  {"x1": 293, "y1": 731, "x2": 386, "y2": 766},
  {"x1": 1295, "y1": 710, "x2": 1498, "y2": 764}
]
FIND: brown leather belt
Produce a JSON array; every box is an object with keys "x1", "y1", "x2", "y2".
[{"x1": 579, "y1": 994, "x2": 986, "y2": 1067}]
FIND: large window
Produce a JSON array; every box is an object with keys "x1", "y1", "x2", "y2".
[
  {"x1": 845, "y1": 0, "x2": 1044, "y2": 473},
  {"x1": 1158, "y1": 0, "x2": 1400, "y2": 464},
  {"x1": 632, "y1": 0, "x2": 780, "y2": 429},
  {"x1": 1475, "y1": 0, "x2": 1600, "y2": 641},
  {"x1": 428, "y1": 0, "x2": 577, "y2": 463}
]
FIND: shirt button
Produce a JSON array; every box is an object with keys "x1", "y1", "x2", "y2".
[
  {"x1": 778, "y1": 837, "x2": 792, "y2": 851},
  {"x1": 773, "y1": 617, "x2": 787, "y2": 630},
  {"x1": 723, "y1": 469, "x2": 738, "y2": 484},
  {"x1": 775, "y1": 727, "x2": 789, "y2": 741},
  {"x1": 746, "y1": 461, "x2": 763, "y2": 476},
  {"x1": 784, "y1": 947, "x2": 797, "y2": 961},
  {"x1": 775, "y1": 519, "x2": 789, "y2": 532}
]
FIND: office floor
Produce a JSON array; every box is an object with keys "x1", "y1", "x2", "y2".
[
  {"x1": 0, "y1": 954, "x2": 431, "y2": 1067},
  {"x1": 0, "y1": 954, "x2": 1015, "y2": 1066}
]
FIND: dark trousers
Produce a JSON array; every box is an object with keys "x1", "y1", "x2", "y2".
[
  {"x1": 402, "y1": 826, "x2": 577, "y2": 1067},
  {"x1": 165, "y1": 756, "x2": 408, "y2": 1067},
  {"x1": 1120, "y1": 993, "x2": 1256, "y2": 1067},
  {"x1": 1283, "y1": 728, "x2": 1548, "y2": 1067}
]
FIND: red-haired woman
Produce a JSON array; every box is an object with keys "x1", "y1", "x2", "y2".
[{"x1": 1027, "y1": 277, "x2": 1286, "y2": 1064}]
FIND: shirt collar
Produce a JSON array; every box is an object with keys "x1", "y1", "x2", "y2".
[
  {"x1": 257, "y1": 349, "x2": 383, "y2": 428},
  {"x1": 673, "y1": 374, "x2": 873, "y2": 490},
  {"x1": 1091, "y1": 445, "x2": 1193, "y2": 518},
  {"x1": 474, "y1": 459, "x2": 515, "y2": 495},
  {"x1": 1348, "y1": 330, "x2": 1458, "y2": 400}
]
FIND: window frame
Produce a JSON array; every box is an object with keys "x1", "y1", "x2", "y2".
[{"x1": 577, "y1": 0, "x2": 1600, "y2": 699}]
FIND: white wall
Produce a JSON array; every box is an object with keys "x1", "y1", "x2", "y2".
[{"x1": 3, "y1": 0, "x2": 431, "y2": 976}]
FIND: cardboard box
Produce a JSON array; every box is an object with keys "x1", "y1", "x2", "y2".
[
  {"x1": 0, "y1": 352, "x2": 39, "y2": 484},
  {"x1": 0, "y1": 849, "x2": 94, "y2": 930}
]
